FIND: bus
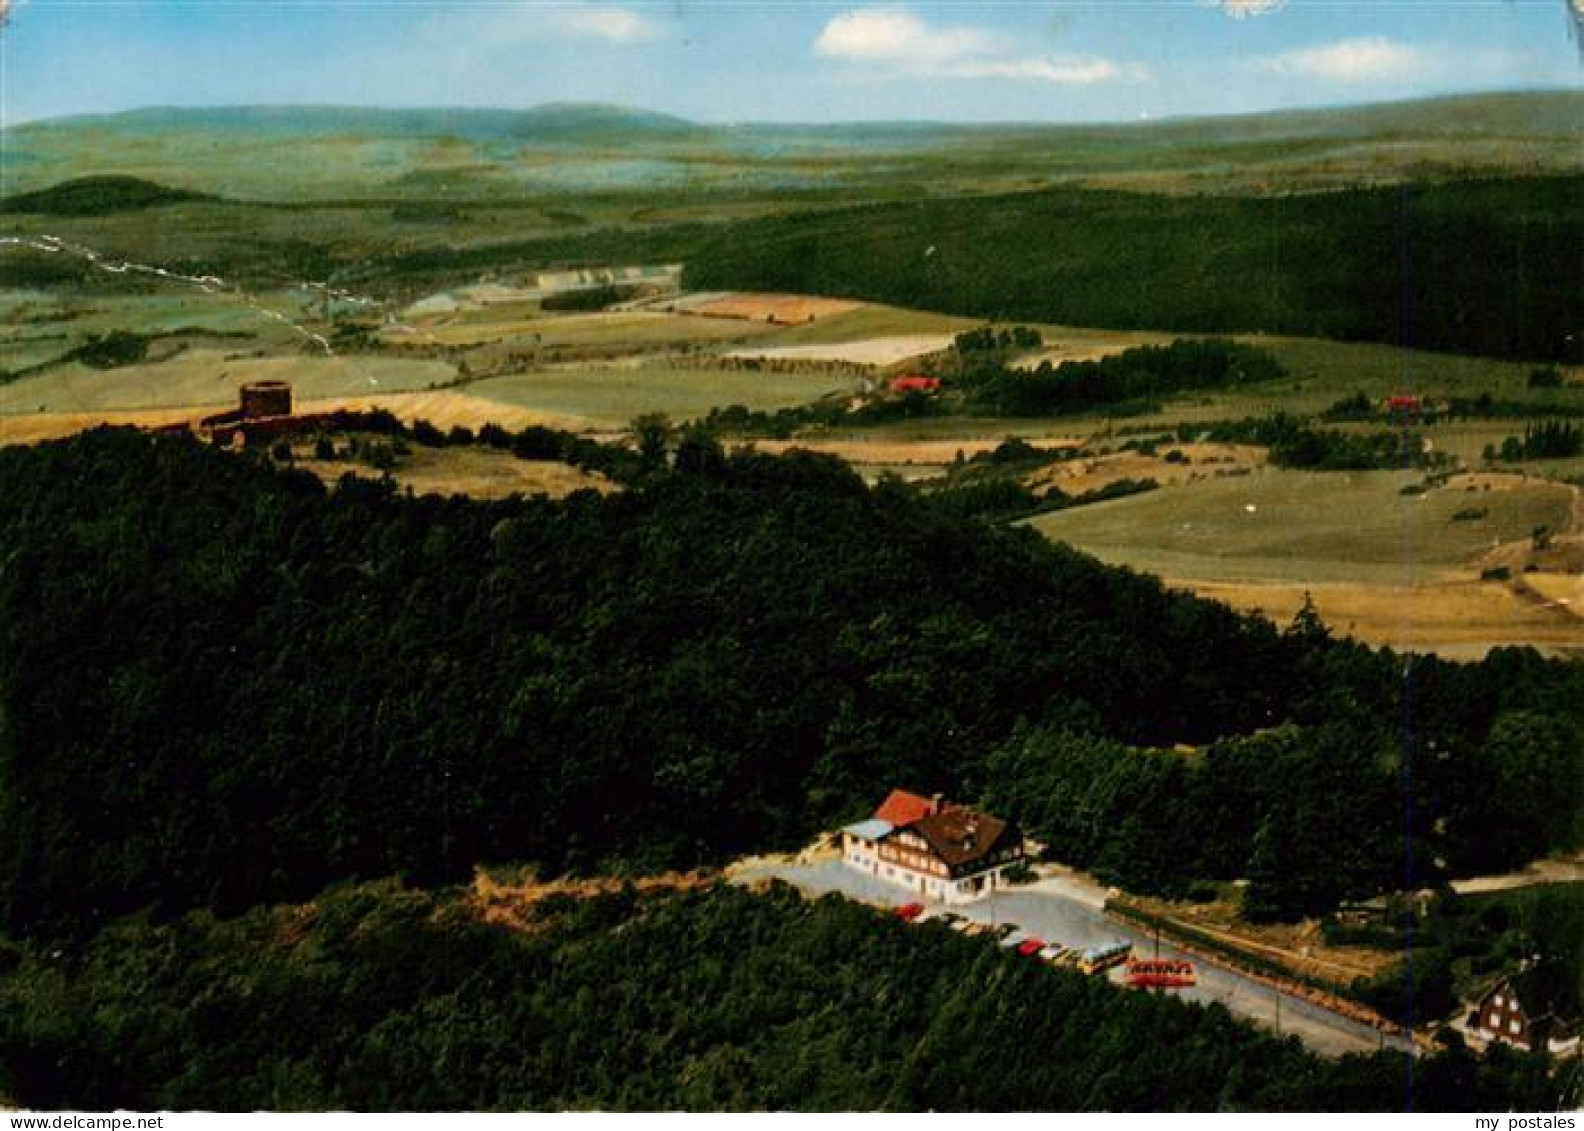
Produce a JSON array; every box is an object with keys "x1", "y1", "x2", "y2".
[{"x1": 1077, "y1": 942, "x2": 1132, "y2": 975}]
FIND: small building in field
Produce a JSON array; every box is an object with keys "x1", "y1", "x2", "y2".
[
  {"x1": 1469, "y1": 967, "x2": 1580, "y2": 1055},
  {"x1": 841, "y1": 789, "x2": 1024, "y2": 903},
  {"x1": 889, "y1": 375, "x2": 942, "y2": 395}
]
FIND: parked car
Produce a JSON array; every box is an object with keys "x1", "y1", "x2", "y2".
[
  {"x1": 998, "y1": 931, "x2": 1029, "y2": 950},
  {"x1": 894, "y1": 902, "x2": 925, "y2": 921},
  {"x1": 1016, "y1": 938, "x2": 1046, "y2": 958},
  {"x1": 989, "y1": 923, "x2": 1020, "y2": 941}
]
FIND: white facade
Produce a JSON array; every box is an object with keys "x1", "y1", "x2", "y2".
[{"x1": 840, "y1": 825, "x2": 1019, "y2": 904}]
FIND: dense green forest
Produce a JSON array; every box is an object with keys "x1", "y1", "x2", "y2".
[
  {"x1": 1, "y1": 429, "x2": 1580, "y2": 944},
  {"x1": 986, "y1": 705, "x2": 1582, "y2": 921},
  {"x1": 0, "y1": 174, "x2": 213, "y2": 215},
  {"x1": 943, "y1": 338, "x2": 1287, "y2": 417},
  {"x1": 683, "y1": 177, "x2": 1583, "y2": 363},
  {"x1": 0, "y1": 880, "x2": 1565, "y2": 1111}
]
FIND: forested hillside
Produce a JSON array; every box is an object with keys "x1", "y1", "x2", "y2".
[
  {"x1": 684, "y1": 177, "x2": 1583, "y2": 363},
  {"x1": 0, "y1": 881, "x2": 1564, "y2": 1111},
  {"x1": 0, "y1": 429, "x2": 1579, "y2": 942}
]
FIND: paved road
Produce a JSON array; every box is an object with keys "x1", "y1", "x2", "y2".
[{"x1": 732, "y1": 858, "x2": 1414, "y2": 1060}]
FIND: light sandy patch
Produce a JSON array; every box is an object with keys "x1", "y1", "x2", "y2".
[
  {"x1": 1522, "y1": 571, "x2": 1584, "y2": 612},
  {"x1": 687, "y1": 293, "x2": 864, "y2": 324},
  {"x1": 1027, "y1": 443, "x2": 1266, "y2": 495},
  {"x1": 748, "y1": 437, "x2": 1084, "y2": 465},
  {"x1": 727, "y1": 334, "x2": 957, "y2": 366},
  {"x1": 1450, "y1": 852, "x2": 1584, "y2": 895}
]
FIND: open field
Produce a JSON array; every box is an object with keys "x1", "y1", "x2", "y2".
[
  {"x1": 1027, "y1": 469, "x2": 1575, "y2": 584},
  {"x1": 0, "y1": 350, "x2": 456, "y2": 414},
  {"x1": 1027, "y1": 442, "x2": 1265, "y2": 495},
  {"x1": 1187, "y1": 578, "x2": 1581, "y2": 658},
  {"x1": 1028, "y1": 469, "x2": 1581, "y2": 655},
  {"x1": 384, "y1": 308, "x2": 784, "y2": 351},
  {"x1": 459, "y1": 364, "x2": 859, "y2": 428},
  {"x1": 0, "y1": 390, "x2": 590, "y2": 446},
  {"x1": 296, "y1": 445, "x2": 613, "y2": 500},
  {"x1": 683, "y1": 293, "x2": 863, "y2": 324}
]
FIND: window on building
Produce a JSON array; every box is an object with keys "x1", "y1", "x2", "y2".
[
  {"x1": 1494, "y1": 994, "x2": 1505, "y2": 1007},
  {"x1": 1510, "y1": 1019, "x2": 1521, "y2": 1035}
]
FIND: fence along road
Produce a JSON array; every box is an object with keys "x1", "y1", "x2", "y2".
[{"x1": 728, "y1": 856, "x2": 1416, "y2": 1060}]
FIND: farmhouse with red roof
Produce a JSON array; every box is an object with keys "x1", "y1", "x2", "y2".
[{"x1": 889, "y1": 375, "x2": 942, "y2": 395}]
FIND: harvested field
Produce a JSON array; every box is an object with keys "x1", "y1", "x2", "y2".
[
  {"x1": 297, "y1": 445, "x2": 613, "y2": 501},
  {"x1": 0, "y1": 390, "x2": 591, "y2": 447},
  {"x1": 0, "y1": 406, "x2": 203, "y2": 445},
  {"x1": 385, "y1": 309, "x2": 781, "y2": 351},
  {"x1": 1027, "y1": 443, "x2": 1265, "y2": 495},
  {"x1": 725, "y1": 333, "x2": 957, "y2": 366},
  {"x1": 460, "y1": 365, "x2": 856, "y2": 428},
  {"x1": 683, "y1": 293, "x2": 863, "y2": 324},
  {"x1": 1184, "y1": 578, "x2": 1583, "y2": 657}
]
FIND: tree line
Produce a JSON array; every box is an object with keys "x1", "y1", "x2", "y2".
[
  {"x1": 0, "y1": 428, "x2": 1578, "y2": 944},
  {"x1": 0, "y1": 880, "x2": 1566, "y2": 1111}
]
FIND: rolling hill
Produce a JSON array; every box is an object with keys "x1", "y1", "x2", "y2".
[{"x1": 2, "y1": 91, "x2": 1579, "y2": 200}]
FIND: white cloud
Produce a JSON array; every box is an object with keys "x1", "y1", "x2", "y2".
[
  {"x1": 1199, "y1": 0, "x2": 1288, "y2": 18},
  {"x1": 814, "y1": 6, "x2": 1147, "y2": 86},
  {"x1": 815, "y1": 7, "x2": 1002, "y2": 65},
  {"x1": 426, "y1": 4, "x2": 662, "y2": 48},
  {"x1": 1251, "y1": 37, "x2": 1436, "y2": 84},
  {"x1": 549, "y1": 6, "x2": 660, "y2": 44}
]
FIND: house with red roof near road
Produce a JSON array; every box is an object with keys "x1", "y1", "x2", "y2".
[
  {"x1": 888, "y1": 375, "x2": 942, "y2": 395},
  {"x1": 841, "y1": 789, "x2": 1024, "y2": 903}
]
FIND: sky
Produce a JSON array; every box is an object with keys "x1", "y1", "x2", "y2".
[{"x1": 0, "y1": 1, "x2": 1579, "y2": 126}]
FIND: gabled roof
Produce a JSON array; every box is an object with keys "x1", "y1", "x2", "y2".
[
  {"x1": 912, "y1": 807, "x2": 1018, "y2": 872},
  {"x1": 874, "y1": 789, "x2": 938, "y2": 828},
  {"x1": 842, "y1": 818, "x2": 893, "y2": 842},
  {"x1": 1478, "y1": 966, "x2": 1581, "y2": 1028}
]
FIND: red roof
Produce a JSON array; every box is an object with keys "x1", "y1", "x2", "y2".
[
  {"x1": 874, "y1": 789, "x2": 938, "y2": 827},
  {"x1": 890, "y1": 375, "x2": 942, "y2": 394}
]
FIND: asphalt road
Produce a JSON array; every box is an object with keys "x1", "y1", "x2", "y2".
[{"x1": 732, "y1": 858, "x2": 1415, "y2": 1060}]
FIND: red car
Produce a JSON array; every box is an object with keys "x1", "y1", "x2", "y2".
[
  {"x1": 894, "y1": 902, "x2": 926, "y2": 921},
  {"x1": 1016, "y1": 938, "x2": 1046, "y2": 958}
]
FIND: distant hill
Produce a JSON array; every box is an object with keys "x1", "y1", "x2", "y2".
[
  {"x1": 15, "y1": 102, "x2": 703, "y2": 145},
  {"x1": 0, "y1": 174, "x2": 214, "y2": 215},
  {"x1": 2, "y1": 92, "x2": 1578, "y2": 201}
]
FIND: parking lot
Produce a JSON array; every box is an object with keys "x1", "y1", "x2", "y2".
[{"x1": 731, "y1": 856, "x2": 1414, "y2": 1060}]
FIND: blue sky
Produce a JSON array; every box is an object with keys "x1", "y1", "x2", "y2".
[{"x1": 0, "y1": 1, "x2": 1578, "y2": 126}]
